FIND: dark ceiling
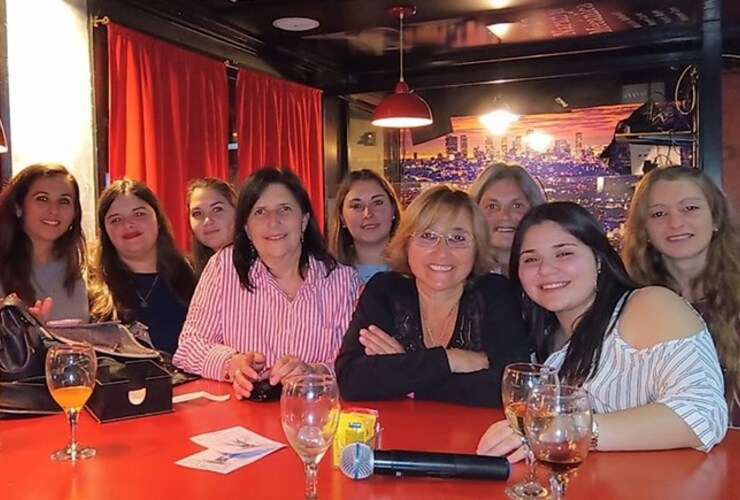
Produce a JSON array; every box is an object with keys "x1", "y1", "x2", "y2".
[{"x1": 94, "y1": 0, "x2": 740, "y2": 126}]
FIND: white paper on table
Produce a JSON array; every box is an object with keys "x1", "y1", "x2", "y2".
[
  {"x1": 176, "y1": 447, "x2": 283, "y2": 474},
  {"x1": 190, "y1": 425, "x2": 286, "y2": 455}
]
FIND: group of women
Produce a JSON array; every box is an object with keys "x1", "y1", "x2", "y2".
[{"x1": 0, "y1": 160, "x2": 737, "y2": 459}]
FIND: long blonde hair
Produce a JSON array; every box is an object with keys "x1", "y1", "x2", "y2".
[{"x1": 623, "y1": 166, "x2": 740, "y2": 414}]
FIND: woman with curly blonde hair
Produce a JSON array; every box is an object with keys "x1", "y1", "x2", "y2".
[{"x1": 623, "y1": 166, "x2": 740, "y2": 426}]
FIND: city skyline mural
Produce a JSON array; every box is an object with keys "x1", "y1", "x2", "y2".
[{"x1": 397, "y1": 102, "x2": 689, "y2": 247}]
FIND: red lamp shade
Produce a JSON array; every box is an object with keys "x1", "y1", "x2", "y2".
[{"x1": 372, "y1": 81, "x2": 433, "y2": 128}]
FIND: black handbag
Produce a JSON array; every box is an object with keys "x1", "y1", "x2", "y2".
[
  {"x1": 0, "y1": 296, "x2": 48, "y2": 381},
  {"x1": 0, "y1": 298, "x2": 198, "y2": 418}
]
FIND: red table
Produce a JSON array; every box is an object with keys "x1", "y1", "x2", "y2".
[{"x1": 1, "y1": 380, "x2": 737, "y2": 499}]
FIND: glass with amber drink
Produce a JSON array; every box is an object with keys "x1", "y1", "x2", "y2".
[
  {"x1": 45, "y1": 343, "x2": 98, "y2": 461},
  {"x1": 525, "y1": 384, "x2": 592, "y2": 499},
  {"x1": 501, "y1": 362, "x2": 558, "y2": 499}
]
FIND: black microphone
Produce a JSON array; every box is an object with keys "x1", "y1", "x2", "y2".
[{"x1": 339, "y1": 442, "x2": 510, "y2": 481}]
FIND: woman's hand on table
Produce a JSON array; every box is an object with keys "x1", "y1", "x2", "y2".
[
  {"x1": 359, "y1": 325, "x2": 404, "y2": 355},
  {"x1": 476, "y1": 420, "x2": 526, "y2": 463},
  {"x1": 229, "y1": 351, "x2": 266, "y2": 400}
]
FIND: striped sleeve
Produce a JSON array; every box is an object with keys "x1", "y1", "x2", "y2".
[
  {"x1": 653, "y1": 331, "x2": 728, "y2": 451},
  {"x1": 172, "y1": 249, "x2": 234, "y2": 380}
]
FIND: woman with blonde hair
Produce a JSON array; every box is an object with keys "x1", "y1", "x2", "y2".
[
  {"x1": 328, "y1": 169, "x2": 401, "y2": 283},
  {"x1": 335, "y1": 185, "x2": 530, "y2": 407},
  {"x1": 469, "y1": 163, "x2": 546, "y2": 275},
  {"x1": 623, "y1": 165, "x2": 740, "y2": 426}
]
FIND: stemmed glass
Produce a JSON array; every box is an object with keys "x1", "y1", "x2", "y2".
[
  {"x1": 501, "y1": 362, "x2": 558, "y2": 499},
  {"x1": 524, "y1": 384, "x2": 592, "y2": 500},
  {"x1": 45, "y1": 343, "x2": 98, "y2": 461},
  {"x1": 280, "y1": 372, "x2": 341, "y2": 500}
]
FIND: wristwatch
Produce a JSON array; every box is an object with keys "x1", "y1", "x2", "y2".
[{"x1": 590, "y1": 419, "x2": 600, "y2": 450}]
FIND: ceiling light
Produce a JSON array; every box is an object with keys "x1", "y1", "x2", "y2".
[
  {"x1": 478, "y1": 98, "x2": 519, "y2": 135},
  {"x1": 372, "y1": 5, "x2": 433, "y2": 128},
  {"x1": 525, "y1": 131, "x2": 553, "y2": 152},
  {"x1": 272, "y1": 17, "x2": 320, "y2": 32}
]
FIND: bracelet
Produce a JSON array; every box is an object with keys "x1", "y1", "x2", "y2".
[{"x1": 223, "y1": 353, "x2": 237, "y2": 381}]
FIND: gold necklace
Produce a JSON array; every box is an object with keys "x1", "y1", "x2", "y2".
[{"x1": 418, "y1": 297, "x2": 458, "y2": 348}]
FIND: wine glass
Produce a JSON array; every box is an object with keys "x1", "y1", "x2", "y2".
[
  {"x1": 45, "y1": 343, "x2": 98, "y2": 461},
  {"x1": 524, "y1": 384, "x2": 592, "y2": 500},
  {"x1": 501, "y1": 362, "x2": 558, "y2": 499},
  {"x1": 280, "y1": 373, "x2": 341, "y2": 499}
]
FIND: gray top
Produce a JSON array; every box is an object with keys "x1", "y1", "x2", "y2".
[{"x1": 0, "y1": 259, "x2": 89, "y2": 322}]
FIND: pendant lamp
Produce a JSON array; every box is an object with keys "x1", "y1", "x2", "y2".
[{"x1": 372, "y1": 6, "x2": 433, "y2": 128}]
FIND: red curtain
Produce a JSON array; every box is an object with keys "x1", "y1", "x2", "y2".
[
  {"x1": 107, "y1": 24, "x2": 229, "y2": 248},
  {"x1": 235, "y1": 69, "x2": 325, "y2": 230}
]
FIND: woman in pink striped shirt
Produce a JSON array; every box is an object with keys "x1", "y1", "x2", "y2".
[{"x1": 173, "y1": 167, "x2": 362, "y2": 399}]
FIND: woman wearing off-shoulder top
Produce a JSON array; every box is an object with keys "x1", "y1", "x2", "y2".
[{"x1": 478, "y1": 202, "x2": 727, "y2": 462}]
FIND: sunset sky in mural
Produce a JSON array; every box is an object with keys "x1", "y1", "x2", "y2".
[{"x1": 406, "y1": 103, "x2": 642, "y2": 158}]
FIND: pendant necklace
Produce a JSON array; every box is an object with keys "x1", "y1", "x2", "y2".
[
  {"x1": 418, "y1": 297, "x2": 458, "y2": 348},
  {"x1": 137, "y1": 275, "x2": 159, "y2": 308}
]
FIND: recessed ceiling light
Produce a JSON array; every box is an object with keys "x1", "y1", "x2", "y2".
[{"x1": 272, "y1": 17, "x2": 320, "y2": 32}]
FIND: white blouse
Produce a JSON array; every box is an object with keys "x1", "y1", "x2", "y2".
[{"x1": 546, "y1": 293, "x2": 728, "y2": 452}]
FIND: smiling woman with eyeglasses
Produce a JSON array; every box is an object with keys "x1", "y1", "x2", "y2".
[{"x1": 335, "y1": 186, "x2": 531, "y2": 407}]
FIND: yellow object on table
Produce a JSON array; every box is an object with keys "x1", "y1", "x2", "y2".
[{"x1": 332, "y1": 408, "x2": 380, "y2": 467}]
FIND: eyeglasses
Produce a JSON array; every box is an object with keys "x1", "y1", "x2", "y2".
[{"x1": 411, "y1": 230, "x2": 474, "y2": 249}]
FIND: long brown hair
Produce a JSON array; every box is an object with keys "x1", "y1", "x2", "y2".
[
  {"x1": 89, "y1": 178, "x2": 195, "y2": 321},
  {"x1": 513, "y1": 202, "x2": 638, "y2": 384},
  {"x1": 623, "y1": 166, "x2": 740, "y2": 414},
  {"x1": 0, "y1": 163, "x2": 86, "y2": 305},
  {"x1": 328, "y1": 169, "x2": 401, "y2": 265},
  {"x1": 186, "y1": 177, "x2": 237, "y2": 276}
]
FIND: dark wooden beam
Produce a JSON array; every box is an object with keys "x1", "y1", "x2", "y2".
[
  {"x1": 323, "y1": 47, "x2": 704, "y2": 95},
  {"x1": 699, "y1": 0, "x2": 723, "y2": 184}
]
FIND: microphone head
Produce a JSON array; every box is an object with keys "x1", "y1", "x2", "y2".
[{"x1": 339, "y1": 442, "x2": 374, "y2": 480}]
